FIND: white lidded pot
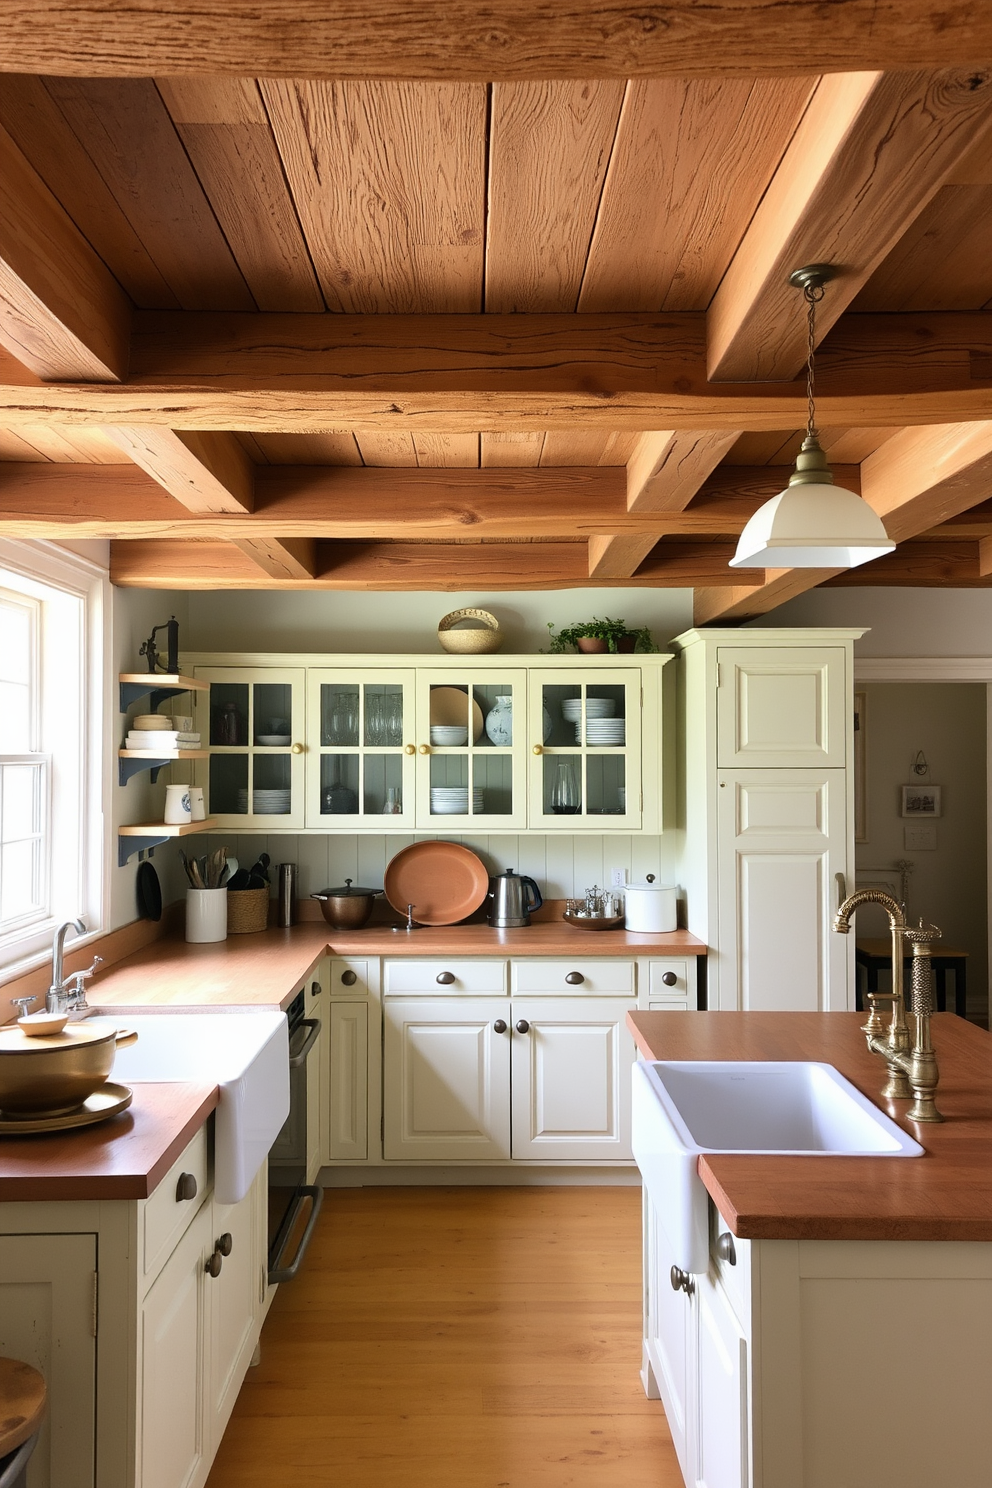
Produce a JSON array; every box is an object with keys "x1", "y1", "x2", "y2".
[{"x1": 624, "y1": 874, "x2": 678, "y2": 933}]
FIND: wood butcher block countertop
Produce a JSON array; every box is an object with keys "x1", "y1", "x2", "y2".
[
  {"x1": 87, "y1": 922, "x2": 706, "y2": 1014},
  {"x1": 628, "y1": 1010, "x2": 992, "y2": 1243},
  {"x1": 0, "y1": 1083, "x2": 218, "y2": 1201}
]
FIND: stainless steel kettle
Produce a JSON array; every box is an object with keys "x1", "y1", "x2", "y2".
[{"x1": 488, "y1": 869, "x2": 543, "y2": 928}]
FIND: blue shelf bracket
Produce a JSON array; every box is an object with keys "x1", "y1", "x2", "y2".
[
  {"x1": 119, "y1": 680, "x2": 193, "y2": 713},
  {"x1": 118, "y1": 834, "x2": 168, "y2": 867},
  {"x1": 119, "y1": 756, "x2": 171, "y2": 786}
]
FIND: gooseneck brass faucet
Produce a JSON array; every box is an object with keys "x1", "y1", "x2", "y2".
[{"x1": 833, "y1": 890, "x2": 943, "y2": 1122}]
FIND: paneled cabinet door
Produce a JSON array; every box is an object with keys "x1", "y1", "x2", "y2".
[
  {"x1": 509, "y1": 998, "x2": 635, "y2": 1159},
  {"x1": 415, "y1": 670, "x2": 528, "y2": 830},
  {"x1": 383, "y1": 997, "x2": 511, "y2": 1160},
  {"x1": 693, "y1": 1272, "x2": 748, "y2": 1488},
  {"x1": 716, "y1": 646, "x2": 847, "y2": 769},
  {"x1": 307, "y1": 668, "x2": 416, "y2": 829},
  {"x1": 643, "y1": 1198, "x2": 692, "y2": 1485},
  {"x1": 529, "y1": 668, "x2": 642, "y2": 830},
  {"x1": 206, "y1": 1170, "x2": 264, "y2": 1452},
  {"x1": 194, "y1": 666, "x2": 306, "y2": 829},
  {"x1": 139, "y1": 1202, "x2": 212, "y2": 1488},
  {"x1": 326, "y1": 999, "x2": 369, "y2": 1161},
  {"x1": 716, "y1": 770, "x2": 851, "y2": 1012},
  {"x1": 0, "y1": 1234, "x2": 97, "y2": 1488}
]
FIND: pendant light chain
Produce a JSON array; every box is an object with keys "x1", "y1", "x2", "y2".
[{"x1": 804, "y1": 280, "x2": 824, "y2": 442}]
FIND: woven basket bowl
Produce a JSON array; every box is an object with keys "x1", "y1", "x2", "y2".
[
  {"x1": 437, "y1": 608, "x2": 502, "y2": 654},
  {"x1": 227, "y1": 887, "x2": 270, "y2": 934}
]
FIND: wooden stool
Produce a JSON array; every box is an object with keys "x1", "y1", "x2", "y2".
[
  {"x1": 0, "y1": 1357, "x2": 45, "y2": 1488},
  {"x1": 855, "y1": 939, "x2": 968, "y2": 1018}
]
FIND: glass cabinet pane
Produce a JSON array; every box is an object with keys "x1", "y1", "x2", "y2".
[
  {"x1": 364, "y1": 684, "x2": 404, "y2": 747},
  {"x1": 309, "y1": 670, "x2": 414, "y2": 827},
  {"x1": 209, "y1": 753, "x2": 249, "y2": 815},
  {"x1": 210, "y1": 683, "x2": 249, "y2": 746},
  {"x1": 253, "y1": 683, "x2": 292, "y2": 744},
  {"x1": 321, "y1": 686, "x2": 360, "y2": 746},
  {"x1": 533, "y1": 670, "x2": 639, "y2": 828},
  {"x1": 199, "y1": 667, "x2": 305, "y2": 827},
  {"x1": 423, "y1": 678, "x2": 522, "y2": 821},
  {"x1": 320, "y1": 754, "x2": 360, "y2": 815}
]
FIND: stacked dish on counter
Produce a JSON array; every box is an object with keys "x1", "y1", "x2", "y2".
[{"x1": 430, "y1": 787, "x2": 484, "y2": 815}]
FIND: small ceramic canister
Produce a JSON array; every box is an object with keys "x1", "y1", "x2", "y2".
[
  {"x1": 164, "y1": 783, "x2": 192, "y2": 825},
  {"x1": 189, "y1": 786, "x2": 206, "y2": 821},
  {"x1": 172, "y1": 714, "x2": 194, "y2": 734}
]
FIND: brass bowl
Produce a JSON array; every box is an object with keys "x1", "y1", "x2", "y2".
[{"x1": 0, "y1": 1024, "x2": 137, "y2": 1117}]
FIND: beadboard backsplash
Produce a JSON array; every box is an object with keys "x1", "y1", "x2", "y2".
[{"x1": 191, "y1": 832, "x2": 678, "y2": 901}]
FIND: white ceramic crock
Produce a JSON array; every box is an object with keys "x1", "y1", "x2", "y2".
[
  {"x1": 624, "y1": 876, "x2": 678, "y2": 933},
  {"x1": 186, "y1": 887, "x2": 228, "y2": 943}
]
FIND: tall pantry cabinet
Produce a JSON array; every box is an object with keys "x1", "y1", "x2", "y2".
[{"x1": 674, "y1": 628, "x2": 864, "y2": 1013}]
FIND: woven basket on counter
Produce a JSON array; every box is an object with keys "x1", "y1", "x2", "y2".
[{"x1": 227, "y1": 887, "x2": 270, "y2": 934}]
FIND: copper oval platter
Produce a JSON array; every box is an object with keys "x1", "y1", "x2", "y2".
[
  {"x1": 384, "y1": 841, "x2": 489, "y2": 925},
  {"x1": 0, "y1": 1081, "x2": 132, "y2": 1135}
]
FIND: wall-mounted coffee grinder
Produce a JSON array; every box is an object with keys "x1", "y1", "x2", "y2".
[{"x1": 140, "y1": 616, "x2": 180, "y2": 674}]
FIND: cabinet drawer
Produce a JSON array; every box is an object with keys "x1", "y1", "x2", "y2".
[
  {"x1": 383, "y1": 958, "x2": 507, "y2": 995},
  {"x1": 329, "y1": 957, "x2": 373, "y2": 997},
  {"x1": 647, "y1": 959, "x2": 693, "y2": 1002},
  {"x1": 141, "y1": 1124, "x2": 210, "y2": 1280},
  {"x1": 511, "y1": 959, "x2": 634, "y2": 995}
]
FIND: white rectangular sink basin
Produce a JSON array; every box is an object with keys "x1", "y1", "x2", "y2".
[
  {"x1": 87, "y1": 1012, "x2": 289, "y2": 1204},
  {"x1": 632, "y1": 1060, "x2": 923, "y2": 1274}
]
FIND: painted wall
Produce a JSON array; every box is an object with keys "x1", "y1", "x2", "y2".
[
  {"x1": 186, "y1": 587, "x2": 693, "y2": 654},
  {"x1": 752, "y1": 586, "x2": 992, "y2": 657},
  {"x1": 855, "y1": 682, "x2": 987, "y2": 1020}
]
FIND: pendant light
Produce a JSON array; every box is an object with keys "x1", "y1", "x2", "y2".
[{"x1": 730, "y1": 265, "x2": 895, "y2": 569}]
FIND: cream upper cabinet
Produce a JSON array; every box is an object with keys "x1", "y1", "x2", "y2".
[
  {"x1": 415, "y1": 669, "x2": 528, "y2": 830},
  {"x1": 717, "y1": 646, "x2": 847, "y2": 769},
  {"x1": 194, "y1": 665, "x2": 307, "y2": 829},
  {"x1": 529, "y1": 668, "x2": 643, "y2": 830},
  {"x1": 306, "y1": 668, "x2": 416, "y2": 829}
]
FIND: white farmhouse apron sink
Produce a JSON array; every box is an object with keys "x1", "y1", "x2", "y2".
[
  {"x1": 87, "y1": 1011, "x2": 290, "y2": 1203},
  {"x1": 632, "y1": 1059, "x2": 923, "y2": 1273}
]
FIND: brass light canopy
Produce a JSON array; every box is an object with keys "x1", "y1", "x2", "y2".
[{"x1": 730, "y1": 264, "x2": 896, "y2": 569}]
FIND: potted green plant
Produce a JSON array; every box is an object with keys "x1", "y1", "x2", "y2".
[{"x1": 545, "y1": 617, "x2": 656, "y2": 654}]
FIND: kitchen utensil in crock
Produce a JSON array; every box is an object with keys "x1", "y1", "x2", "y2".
[
  {"x1": 0, "y1": 1081, "x2": 132, "y2": 1135},
  {"x1": 487, "y1": 869, "x2": 543, "y2": 928},
  {"x1": 0, "y1": 1023, "x2": 138, "y2": 1117},
  {"x1": 383, "y1": 841, "x2": 489, "y2": 925},
  {"x1": 310, "y1": 880, "x2": 381, "y2": 929}
]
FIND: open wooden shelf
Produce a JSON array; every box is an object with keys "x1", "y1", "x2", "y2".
[
  {"x1": 117, "y1": 817, "x2": 216, "y2": 866},
  {"x1": 119, "y1": 673, "x2": 209, "y2": 712},
  {"x1": 117, "y1": 748, "x2": 210, "y2": 785}
]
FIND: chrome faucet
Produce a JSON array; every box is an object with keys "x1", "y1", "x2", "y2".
[
  {"x1": 834, "y1": 890, "x2": 943, "y2": 1122},
  {"x1": 47, "y1": 919, "x2": 103, "y2": 1016}
]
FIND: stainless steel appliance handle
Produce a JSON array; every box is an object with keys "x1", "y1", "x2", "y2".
[
  {"x1": 288, "y1": 1017, "x2": 321, "y2": 1069},
  {"x1": 268, "y1": 1184, "x2": 324, "y2": 1284}
]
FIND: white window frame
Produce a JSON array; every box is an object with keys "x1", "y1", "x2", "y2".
[{"x1": 0, "y1": 540, "x2": 108, "y2": 981}]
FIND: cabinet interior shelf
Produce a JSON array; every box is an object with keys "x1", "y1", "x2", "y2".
[
  {"x1": 118, "y1": 749, "x2": 210, "y2": 785},
  {"x1": 117, "y1": 818, "x2": 216, "y2": 866},
  {"x1": 119, "y1": 672, "x2": 209, "y2": 713}
]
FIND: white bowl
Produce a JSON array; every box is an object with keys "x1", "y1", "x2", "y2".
[{"x1": 256, "y1": 734, "x2": 291, "y2": 746}]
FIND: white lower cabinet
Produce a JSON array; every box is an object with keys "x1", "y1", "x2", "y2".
[
  {"x1": 510, "y1": 998, "x2": 634, "y2": 1159},
  {"x1": 325, "y1": 999, "x2": 369, "y2": 1161},
  {"x1": 694, "y1": 1271, "x2": 748, "y2": 1488}
]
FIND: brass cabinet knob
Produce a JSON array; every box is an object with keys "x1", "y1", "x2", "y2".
[
  {"x1": 533, "y1": 745, "x2": 543, "y2": 755},
  {"x1": 670, "y1": 1265, "x2": 694, "y2": 1296},
  {"x1": 176, "y1": 1172, "x2": 198, "y2": 1203},
  {"x1": 404, "y1": 744, "x2": 416, "y2": 755},
  {"x1": 419, "y1": 744, "x2": 431, "y2": 755},
  {"x1": 291, "y1": 743, "x2": 304, "y2": 755}
]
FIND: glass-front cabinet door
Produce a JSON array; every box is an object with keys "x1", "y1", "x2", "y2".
[
  {"x1": 529, "y1": 669, "x2": 642, "y2": 829},
  {"x1": 307, "y1": 670, "x2": 416, "y2": 829},
  {"x1": 414, "y1": 672, "x2": 528, "y2": 829},
  {"x1": 194, "y1": 667, "x2": 306, "y2": 829}
]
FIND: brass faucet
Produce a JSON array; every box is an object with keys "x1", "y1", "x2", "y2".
[{"x1": 833, "y1": 891, "x2": 943, "y2": 1122}]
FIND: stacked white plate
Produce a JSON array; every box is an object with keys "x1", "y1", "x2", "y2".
[
  {"x1": 430, "y1": 725, "x2": 469, "y2": 746},
  {"x1": 576, "y1": 719, "x2": 626, "y2": 746},
  {"x1": 561, "y1": 698, "x2": 616, "y2": 722},
  {"x1": 430, "y1": 787, "x2": 484, "y2": 815},
  {"x1": 237, "y1": 788, "x2": 292, "y2": 814}
]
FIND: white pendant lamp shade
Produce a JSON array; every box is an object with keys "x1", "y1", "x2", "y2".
[{"x1": 730, "y1": 479, "x2": 896, "y2": 568}]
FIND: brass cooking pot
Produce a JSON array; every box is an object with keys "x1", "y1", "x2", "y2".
[
  {"x1": 0, "y1": 1023, "x2": 137, "y2": 1117},
  {"x1": 310, "y1": 880, "x2": 381, "y2": 930}
]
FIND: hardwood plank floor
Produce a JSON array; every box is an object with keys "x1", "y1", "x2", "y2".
[{"x1": 207, "y1": 1186, "x2": 683, "y2": 1487}]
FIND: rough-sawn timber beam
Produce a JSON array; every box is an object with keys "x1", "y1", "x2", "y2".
[
  {"x1": 2, "y1": 312, "x2": 991, "y2": 431},
  {"x1": 3, "y1": 2, "x2": 992, "y2": 78},
  {"x1": 708, "y1": 70, "x2": 992, "y2": 381}
]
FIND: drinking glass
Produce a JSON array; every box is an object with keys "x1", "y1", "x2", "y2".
[{"x1": 551, "y1": 760, "x2": 581, "y2": 815}]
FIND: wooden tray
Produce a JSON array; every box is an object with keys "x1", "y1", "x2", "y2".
[
  {"x1": 384, "y1": 841, "x2": 489, "y2": 925},
  {"x1": 563, "y1": 913, "x2": 625, "y2": 932}
]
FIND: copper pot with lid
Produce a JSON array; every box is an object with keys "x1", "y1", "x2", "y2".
[{"x1": 310, "y1": 879, "x2": 382, "y2": 929}]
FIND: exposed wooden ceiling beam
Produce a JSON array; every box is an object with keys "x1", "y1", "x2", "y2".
[
  {"x1": 108, "y1": 537, "x2": 749, "y2": 591},
  {"x1": 4, "y1": 3, "x2": 992, "y2": 78},
  {"x1": 707, "y1": 70, "x2": 992, "y2": 381},
  {"x1": 0, "y1": 120, "x2": 130, "y2": 381},
  {"x1": 826, "y1": 539, "x2": 992, "y2": 587},
  {"x1": 0, "y1": 461, "x2": 863, "y2": 541},
  {"x1": 2, "y1": 311, "x2": 990, "y2": 431},
  {"x1": 589, "y1": 427, "x2": 743, "y2": 577},
  {"x1": 692, "y1": 420, "x2": 992, "y2": 621},
  {"x1": 229, "y1": 535, "x2": 317, "y2": 580},
  {"x1": 101, "y1": 428, "x2": 254, "y2": 514}
]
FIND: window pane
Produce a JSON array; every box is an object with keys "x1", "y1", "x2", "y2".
[
  {"x1": 0, "y1": 682, "x2": 30, "y2": 751},
  {"x1": 1, "y1": 764, "x2": 41, "y2": 841},
  {"x1": 0, "y1": 838, "x2": 42, "y2": 921},
  {"x1": 0, "y1": 601, "x2": 31, "y2": 684}
]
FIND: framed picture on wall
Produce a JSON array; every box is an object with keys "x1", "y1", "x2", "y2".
[
  {"x1": 854, "y1": 691, "x2": 867, "y2": 842},
  {"x1": 901, "y1": 784, "x2": 942, "y2": 817}
]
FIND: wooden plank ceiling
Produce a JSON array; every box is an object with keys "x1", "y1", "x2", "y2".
[{"x1": 1, "y1": 47, "x2": 992, "y2": 618}]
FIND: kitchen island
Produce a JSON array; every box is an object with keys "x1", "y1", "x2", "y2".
[{"x1": 628, "y1": 1010, "x2": 992, "y2": 1488}]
